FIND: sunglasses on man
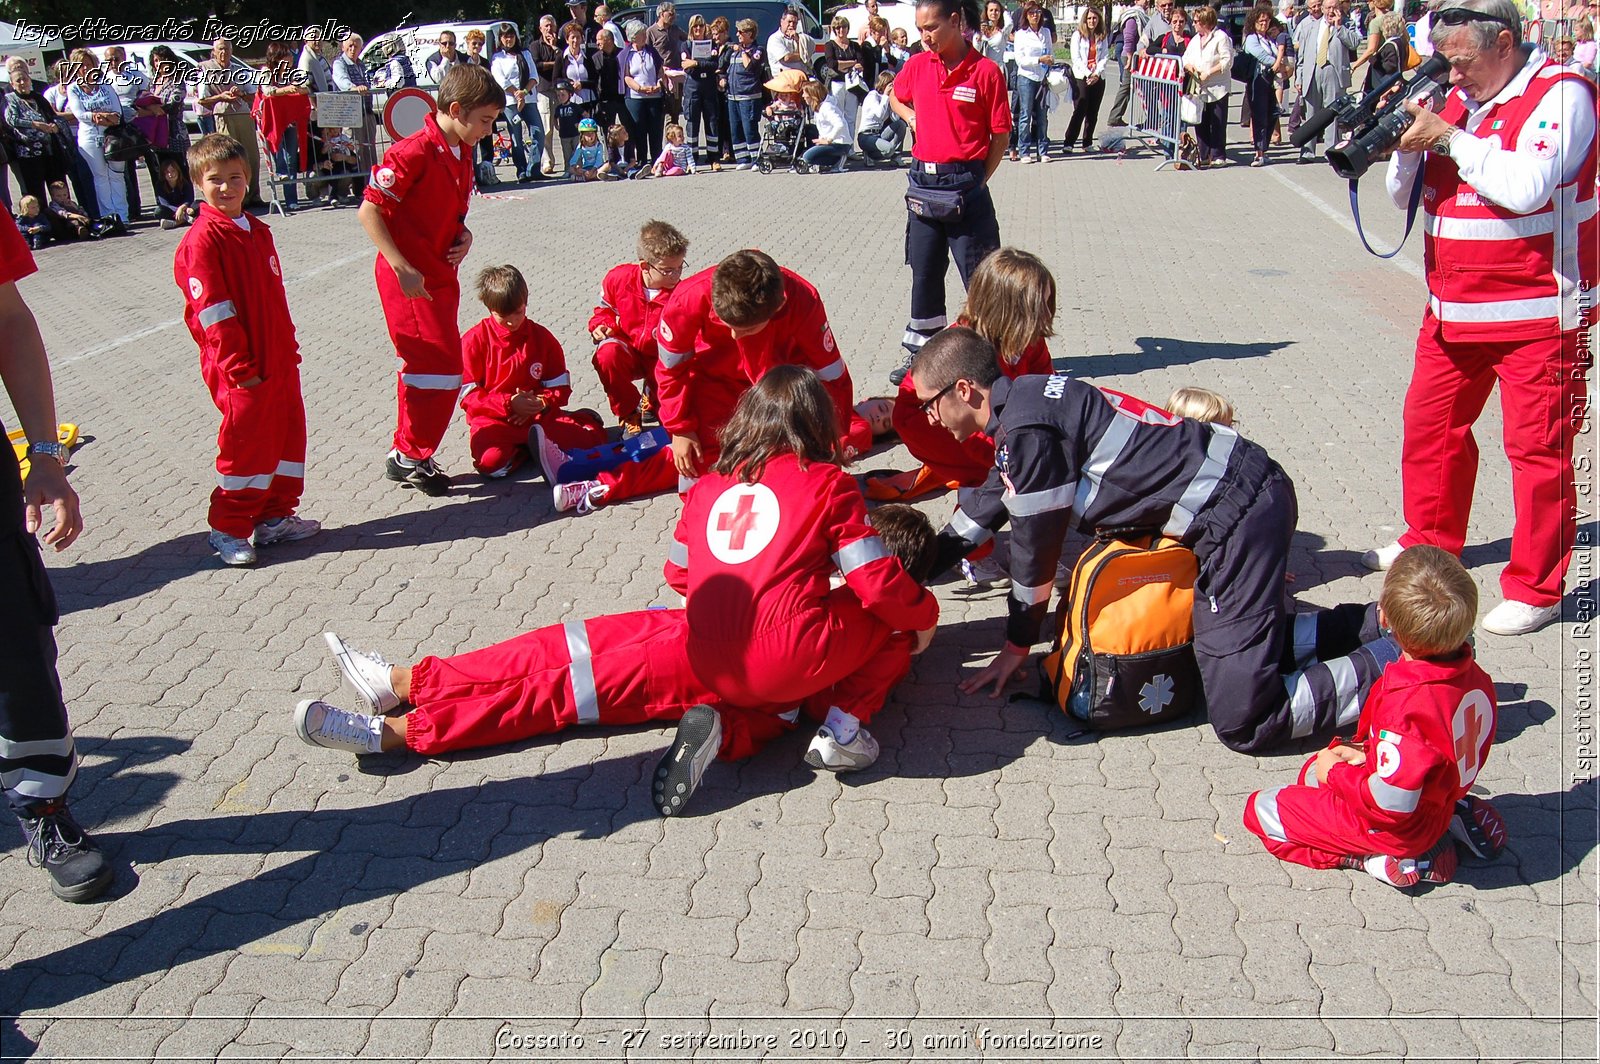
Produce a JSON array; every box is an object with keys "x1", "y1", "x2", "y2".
[{"x1": 1434, "y1": 8, "x2": 1514, "y2": 31}]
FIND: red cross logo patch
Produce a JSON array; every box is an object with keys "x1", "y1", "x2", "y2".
[
  {"x1": 705, "y1": 483, "x2": 780, "y2": 564},
  {"x1": 1526, "y1": 137, "x2": 1557, "y2": 160},
  {"x1": 1451, "y1": 689, "x2": 1494, "y2": 787}
]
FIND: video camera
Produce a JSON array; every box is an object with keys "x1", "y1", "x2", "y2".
[{"x1": 1291, "y1": 53, "x2": 1451, "y2": 179}]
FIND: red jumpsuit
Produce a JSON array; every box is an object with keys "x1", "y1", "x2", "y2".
[
  {"x1": 406, "y1": 608, "x2": 823, "y2": 761},
  {"x1": 665, "y1": 453, "x2": 937, "y2": 751},
  {"x1": 174, "y1": 203, "x2": 306, "y2": 539},
  {"x1": 460, "y1": 315, "x2": 607, "y2": 474},
  {"x1": 891, "y1": 332, "x2": 1053, "y2": 486},
  {"x1": 1243, "y1": 649, "x2": 1497, "y2": 867},
  {"x1": 588, "y1": 262, "x2": 671, "y2": 421},
  {"x1": 1397, "y1": 60, "x2": 1597, "y2": 607},
  {"x1": 365, "y1": 113, "x2": 475, "y2": 463},
  {"x1": 597, "y1": 266, "x2": 871, "y2": 505}
]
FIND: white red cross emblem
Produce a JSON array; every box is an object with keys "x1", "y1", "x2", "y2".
[{"x1": 705, "y1": 483, "x2": 780, "y2": 564}]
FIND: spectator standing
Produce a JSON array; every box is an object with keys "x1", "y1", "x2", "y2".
[
  {"x1": 1109, "y1": 0, "x2": 1150, "y2": 126},
  {"x1": 568, "y1": 0, "x2": 603, "y2": 47},
  {"x1": 66, "y1": 48, "x2": 131, "y2": 222},
  {"x1": 533, "y1": 15, "x2": 565, "y2": 175},
  {"x1": 721, "y1": 18, "x2": 768, "y2": 168},
  {"x1": 707, "y1": 18, "x2": 736, "y2": 167},
  {"x1": 1351, "y1": 0, "x2": 1404, "y2": 90},
  {"x1": 0, "y1": 209, "x2": 112, "y2": 903},
  {"x1": 197, "y1": 37, "x2": 262, "y2": 207},
  {"x1": 1293, "y1": 0, "x2": 1361, "y2": 162},
  {"x1": 623, "y1": 22, "x2": 667, "y2": 166},
  {"x1": 888, "y1": 0, "x2": 1010, "y2": 384},
  {"x1": 1375, "y1": 0, "x2": 1597, "y2": 635},
  {"x1": 1244, "y1": 8, "x2": 1290, "y2": 164},
  {"x1": 1012, "y1": 2, "x2": 1055, "y2": 163},
  {"x1": 298, "y1": 26, "x2": 334, "y2": 92},
  {"x1": 769, "y1": 7, "x2": 817, "y2": 75},
  {"x1": 680, "y1": 15, "x2": 721, "y2": 167},
  {"x1": 102, "y1": 45, "x2": 151, "y2": 219},
  {"x1": 42, "y1": 60, "x2": 99, "y2": 217},
  {"x1": 149, "y1": 46, "x2": 192, "y2": 156},
  {"x1": 595, "y1": 5, "x2": 626, "y2": 55},
  {"x1": 331, "y1": 33, "x2": 377, "y2": 179},
  {"x1": 426, "y1": 30, "x2": 462, "y2": 85},
  {"x1": 1183, "y1": 6, "x2": 1235, "y2": 167},
  {"x1": 590, "y1": 28, "x2": 627, "y2": 137},
  {"x1": 560, "y1": 20, "x2": 597, "y2": 104},
  {"x1": 491, "y1": 25, "x2": 549, "y2": 181},
  {"x1": 821, "y1": 15, "x2": 866, "y2": 143},
  {"x1": 3, "y1": 61, "x2": 67, "y2": 208},
  {"x1": 648, "y1": 3, "x2": 687, "y2": 123},
  {"x1": 1065, "y1": 6, "x2": 1111, "y2": 152},
  {"x1": 461, "y1": 30, "x2": 497, "y2": 169},
  {"x1": 256, "y1": 42, "x2": 312, "y2": 210}
]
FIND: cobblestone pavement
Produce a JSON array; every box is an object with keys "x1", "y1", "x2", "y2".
[{"x1": 0, "y1": 125, "x2": 1595, "y2": 1062}]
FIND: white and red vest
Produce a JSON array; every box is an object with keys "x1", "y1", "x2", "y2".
[{"x1": 1421, "y1": 58, "x2": 1597, "y2": 341}]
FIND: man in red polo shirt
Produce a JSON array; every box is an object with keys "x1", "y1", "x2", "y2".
[{"x1": 886, "y1": 0, "x2": 1011, "y2": 385}]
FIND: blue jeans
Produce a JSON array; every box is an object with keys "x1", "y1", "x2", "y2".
[
  {"x1": 726, "y1": 96, "x2": 761, "y2": 163},
  {"x1": 857, "y1": 116, "x2": 908, "y2": 162},
  {"x1": 1016, "y1": 77, "x2": 1049, "y2": 157},
  {"x1": 503, "y1": 101, "x2": 546, "y2": 176},
  {"x1": 801, "y1": 142, "x2": 849, "y2": 169},
  {"x1": 272, "y1": 125, "x2": 300, "y2": 206}
]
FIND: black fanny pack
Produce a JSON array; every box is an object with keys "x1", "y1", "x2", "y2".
[{"x1": 905, "y1": 184, "x2": 967, "y2": 221}]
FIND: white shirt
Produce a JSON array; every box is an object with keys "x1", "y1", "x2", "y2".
[
  {"x1": 1013, "y1": 27, "x2": 1054, "y2": 82},
  {"x1": 1413, "y1": 12, "x2": 1435, "y2": 58},
  {"x1": 1387, "y1": 48, "x2": 1597, "y2": 215},
  {"x1": 298, "y1": 44, "x2": 333, "y2": 92},
  {"x1": 1070, "y1": 32, "x2": 1110, "y2": 79},
  {"x1": 814, "y1": 98, "x2": 847, "y2": 142},
  {"x1": 767, "y1": 30, "x2": 814, "y2": 72},
  {"x1": 859, "y1": 89, "x2": 891, "y2": 132},
  {"x1": 490, "y1": 49, "x2": 534, "y2": 106},
  {"x1": 108, "y1": 65, "x2": 151, "y2": 106},
  {"x1": 625, "y1": 46, "x2": 660, "y2": 98}
]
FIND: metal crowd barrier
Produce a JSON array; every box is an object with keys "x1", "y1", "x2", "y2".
[
  {"x1": 255, "y1": 90, "x2": 396, "y2": 215},
  {"x1": 1128, "y1": 54, "x2": 1184, "y2": 172}
]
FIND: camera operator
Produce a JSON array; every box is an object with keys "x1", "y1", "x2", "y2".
[{"x1": 1371, "y1": 0, "x2": 1597, "y2": 637}]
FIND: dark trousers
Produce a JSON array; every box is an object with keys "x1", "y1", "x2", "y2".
[
  {"x1": 625, "y1": 96, "x2": 665, "y2": 164},
  {"x1": 0, "y1": 443, "x2": 76, "y2": 813},
  {"x1": 1249, "y1": 73, "x2": 1277, "y2": 153},
  {"x1": 1197, "y1": 97, "x2": 1227, "y2": 162},
  {"x1": 1108, "y1": 56, "x2": 1133, "y2": 125},
  {"x1": 902, "y1": 162, "x2": 1001, "y2": 356},
  {"x1": 1065, "y1": 75, "x2": 1107, "y2": 149},
  {"x1": 123, "y1": 153, "x2": 141, "y2": 215},
  {"x1": 682, "y1": 78, "x2": 720, "y2": 158}
]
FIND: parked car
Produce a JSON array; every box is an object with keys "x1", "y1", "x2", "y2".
[{"x1": 360, "y1": 19, "x2": 517, "y2": 88}]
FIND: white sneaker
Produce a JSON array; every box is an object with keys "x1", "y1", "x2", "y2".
[
  {"x1": 553, "y1": 478, "x2": 604, "y2": 514},
  {"x1": 254, "y1": 515, "x2": 321, "y2": 546},
  {"x1": 208, "y1": 529, "x2": 257, "y2": 566},
  {"x1": 653, "y1": 704, "x2": 722, "y2": 816},
  {"x1": 961, "y1": 554, "x2": 1010, "y2": 588},
  {"x1": 1481, "y1": 599, "x2": 1561, "y2": 636},
  {"x1": 295, "y1": 699, "x2": 384, "y2": 754},
  {"x1": 323, "y1": 632, "x2": 401, "y2": 714},
  {"x1": 1361, "y1": 540, "x2": 1406, "y2": 572},
  {"x1": 803, "y1": 725, "x2": 880, "y2": 772},
  {"x1": 532, "y1": 424, "x2": 569, "y2": 483}
]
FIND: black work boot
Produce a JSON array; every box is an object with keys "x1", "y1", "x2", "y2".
[{"x1": 17, "y1": 799, "x2": 112, "y2": 902}]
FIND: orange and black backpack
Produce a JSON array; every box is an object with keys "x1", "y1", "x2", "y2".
[{"x1": 1039, "y1": 529, "x2": 1204, "y2": 731}]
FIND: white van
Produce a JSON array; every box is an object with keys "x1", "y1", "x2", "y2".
[
  {"x1": 101, "y1": 41, "x2": 257, "y2": 133},
  {"x1": 360, "y1": 20, "x2": 515, "y2": 89}
]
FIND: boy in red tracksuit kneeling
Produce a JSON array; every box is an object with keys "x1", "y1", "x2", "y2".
[
  {"x1": 176, "y1": 134, "x2": 319, "y2": 568},
  {"x1": 461, "y1": 264, "x2": 607, "y2": 479},
  {"x1": 553, "y1": 249, "x2": 874, "y2": 515},
  {"x1": 1243, "y1": 546, "x2": 1509, "y2": 889},
  {"x1": 589, "y1": 220, "x2": 689, "y2": 437},
  {"x1": 293, "y1": 506, "x2": 938, "y2": 781},
  {"x1": 359, "y1": 65, "x2": 504, "y2": 497}
]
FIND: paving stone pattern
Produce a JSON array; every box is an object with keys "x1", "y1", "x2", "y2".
[{"x1": 0, "y1": 132, "x2": 1594, "y2": 1061}]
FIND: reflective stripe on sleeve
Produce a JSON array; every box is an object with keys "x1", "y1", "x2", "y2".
[
  {"x1": 1010, "y1": 578, "x2": 1053, "y2": 607},
  {"x1": 1252, "y1": 788, "x2": 1289, "y2": 842},
  {"x1": 667, "y1": 539, "x2": 689, "y2": 567},
  {"x1": 658, "y1": 346, "x2": 691, "y2": 368},
  {"x1": 1163, "y1": 426, "x2": 1238, "y2": 538},
  {"x1": 1074, "y1": 414, "x2": 1138, "y2": 516},
  {"x1": 1004, "y1": 481, "x2": 1077, "y2": 518},
  {"x1": 949, "y1": 508, "x2": 993, "y2": 547},
  {"x1": 833, "y1": 536, "x2": 891, "y2": 576},
  {"x1": 815, "y1": 357, "x2": 846, "y2": 382},
  {"x1": 197, "y1": 300, "x2": 237, "y2": 328},
  {"x1": 563, "y1": 620, "x2": 601, "y2": 725},
  {"x1": 1368, "y1": 775, "x2": 1422, "y2": 814},
  {"x1": 541, "y1": 373, "x2": 571, "y2": 388},
  {"x1": 400, "y1": 373, "x2": 465, "y2": 390}
]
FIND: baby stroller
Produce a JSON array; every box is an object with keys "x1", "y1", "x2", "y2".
[{"x1": 757, "y1": 108, "x2": 809, "y2": 173}]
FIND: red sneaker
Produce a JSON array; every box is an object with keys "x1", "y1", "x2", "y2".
[
  {"x1": 1449, "y1": 795, "x2": 1508, "y2": 860},
  {"x1": 1416, "y1": 836, "x2": 1459, "y2": 885},
  {"x1": 1338, "y1": 852, "x2": 1420, "y2": 889}
]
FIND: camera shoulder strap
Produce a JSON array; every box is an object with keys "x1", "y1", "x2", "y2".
[{"x1": 1349, "y1": 169, "x2": 1423, "y2": 259}]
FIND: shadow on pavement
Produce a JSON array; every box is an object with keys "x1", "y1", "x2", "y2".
[{"x1": 1056, "y1": 335, "x2": 1292, "y2": 382}]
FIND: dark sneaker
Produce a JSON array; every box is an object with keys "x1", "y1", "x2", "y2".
[
  {"x1": 1416, "y1": 835, "x2": 1459, "y2": 885},
  {"x1": 652, "y1": 704, "x2": 722, "y2": 817},
  {"x1": 18, "y1": 800, "x2": 112, "y2": 902},
  {"x1": 385, "y1": 454, "x2": 451, "y2": 496},
  {"x1": 887, "y1": 348, "x2": 917, "y2": 387},
  {"x1": 1449, "y1": 795, "x2": 1508, "y2": 860}
]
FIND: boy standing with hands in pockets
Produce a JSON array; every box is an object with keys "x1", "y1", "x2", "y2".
[{"x1": 360, "y1": 64, "x2": 504, "y2": 496}]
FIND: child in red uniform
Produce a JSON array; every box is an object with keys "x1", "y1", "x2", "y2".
[
  {"x1": 589, "y1": 220, "x2": 689, "y2": 436},
  {"x1": 360, "y1": 65, "x2": 503, "y2": 497},
  {"x1": 460, "y1": 264, "x2": 607, "y2": 478},
  {"x1": 653, "y1": 366, "x2": 940, "y2": 816},
  {"x1": 294, "y1": 505, "x2": 937, "y2": 770},
  {"x1": 175, "y1": 134, "x2": 320, "y2": 567},
  {"x1": 868, "y1": 247, "x2": 1057, "y2": 503},
  {"x1": 553, "y1": 250, "x2": 872, "y2": 514},
  {"x1": 1243, "y1": 546, "x2": 1509, "y2": 889}
]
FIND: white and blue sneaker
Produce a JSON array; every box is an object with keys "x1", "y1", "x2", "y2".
[
  {"x1": 208, "y1": 529, "x2": 257, "y2": 566},
  {"x1": 254, "y1": 515, "x2": 321, "y2": 547}
]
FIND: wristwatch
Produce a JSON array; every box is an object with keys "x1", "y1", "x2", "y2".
[
  {"x1": 1432, "y1": 130, "x2": 1456, "y2": 158},
  {"x1": 29, "y1": 440, "x2": 66, "y2": 464}
]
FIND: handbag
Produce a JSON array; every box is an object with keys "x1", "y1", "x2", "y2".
[
  {"x1": 1178, "y1": 93, "x2": 1203, "y2": 124},
  {"x1": 844, "y1": 67, "x2": 868, "y2": 100},
  {"x1": 905, "y1": 184, "x2": 966, "y2": 222},
  {"x1": 101, "y1": 121, "x2": 151, "y2": 163}
]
